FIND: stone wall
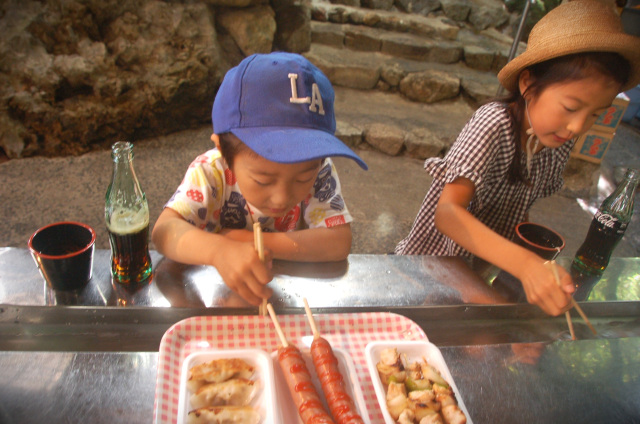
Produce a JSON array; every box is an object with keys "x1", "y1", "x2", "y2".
[
  {"x1": 0, "y1": 0, "x2": 311, "y2": 158},
  {"x1": 0, "y1": 0, "x2": 518, "y2": 159}
]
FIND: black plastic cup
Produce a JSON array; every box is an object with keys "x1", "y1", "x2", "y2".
[
  {"x1": 492, "y1": 222, "x2": 565, "y2": 302},
  {"x1": 514, "y1": 222, "x2": 565, "y2": 260},
  {"x1": 28, "y1": 222, "x2": 96, "y2": 291}
]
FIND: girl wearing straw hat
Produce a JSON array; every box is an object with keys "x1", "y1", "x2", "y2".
[{"x1": 396, "y1": 0, "x2": 640, "y2": 316}]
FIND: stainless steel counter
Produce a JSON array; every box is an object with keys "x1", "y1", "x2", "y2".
[
  {"x1": 2, "y1": 247, "x2": 638, "y2": 307},
  {"x1": 1, "y1": 247, "x2": 639, "y2": 423},
  {"x1": 0, "y1": 247, "x2": 507, "y2": 307},
  {"x1": 1, "y1": 339, "x2": 639, "y2": 424}
]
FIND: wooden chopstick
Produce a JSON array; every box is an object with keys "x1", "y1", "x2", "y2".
[
  {"x1": 266, "y1": 303, "x2": 288, "y2": 347},
  {"x1": 565, "y1": 311, "x2": 576, "y2": 340},
  {"x1": 547, "y1": 261, "x2": 576, "y2": 340},
  {"x1": 549, "y1": 260, "x2": 597, "y2": 337},
  {"x1": 568, "y1": 298, "x2": 597, "y2": 335},
  {"x1": 302, "y1": 298, "x2": 320, "y2": 340},
  {"x1": 253, "y1": 222, "x2": 265, "y2": 262},
  {"x1": 254, "y1": 223, "x2": 267, "y2": 316}
]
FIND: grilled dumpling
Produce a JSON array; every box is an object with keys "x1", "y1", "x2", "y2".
[
  {"x1": 186, "y1": 406, "x2": 261, "y2": 424},
  {"x1": 187, "y1": 359, "x2": 255, "y2": 392},
  {"x1": 190, "y1": 378, "x2": 258, "y2": 409}
]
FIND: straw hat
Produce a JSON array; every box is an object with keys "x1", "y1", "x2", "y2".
[{"x1": 498, "y1": 0, "x2": 640, "y2": 93}]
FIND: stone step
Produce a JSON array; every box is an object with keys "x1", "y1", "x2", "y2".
[
  {"x1": 311, "y1": 0, "x2": 461, "y2": 41},
  {"x1": 307, "y1": 0, "x2": 527, "y2": 110},
  {"x1": 312, "y1": 0, "x2": 517, "y2": 36},
  {"x1": 303, "y1": 0, "x2": 525, "y2": 161},
  {"x1": 311, "y1": 8, "x2": 525, "y2": 68},
  {"x1": 330, "y1": 85, "x2": 476, "y2": 160},
  {"x1": 304, "y1": 43, "x2": 500, "y2": 105},
  {"x1": 312, "y1": 21, "x2": 464, "y2": 64}
]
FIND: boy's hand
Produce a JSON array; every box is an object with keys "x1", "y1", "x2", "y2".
[
  {"x1": 211, "y1": 239, "x2": 273, "y2": 306},
  {"x1": 517, "y1": 255, "x2": 574, "y2": 316},
  {"x1": 218, "y1": 228, "x2": 253, "y2": 242}
]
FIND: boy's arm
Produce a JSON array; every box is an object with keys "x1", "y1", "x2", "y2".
[
  {"x1": 151, "y1": 207, "x2": 272, "y2": 305},
  {"x1": 223, "y1": 224, "x2": 352, "y2": 262},
  {"x1": 434, "y1": 177, "x2": 573, "y2": 316}
]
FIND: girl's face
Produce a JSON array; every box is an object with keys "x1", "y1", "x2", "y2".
[
  {"x1": 519, "y1": 71, "x2": 621, "y2": 151},
  {"x1": 214, "y1": 133, "x2": 322, "y2": 217}
]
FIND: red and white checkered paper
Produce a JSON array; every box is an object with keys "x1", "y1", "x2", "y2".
[{"x1": 153, "y1": 312, "x2": 427, "y2": 424}]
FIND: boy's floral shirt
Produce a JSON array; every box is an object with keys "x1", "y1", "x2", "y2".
[{"x1": 164, "y1": 149, "x2": 353, "y2": 233}]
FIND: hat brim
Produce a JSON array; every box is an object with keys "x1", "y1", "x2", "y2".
[
  {"x1": 498, "y1": 32, "x2": 640, "y2": 93},
  {"x1": 230, "y1": 127, "x2": 369, "y2": 170}
]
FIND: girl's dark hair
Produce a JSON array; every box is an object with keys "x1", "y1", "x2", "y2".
[
  {"x1": 217, "y1": 132, "x2": 253, "y2": 168},
  {"x1": 501, "y1": 52, "x2": 630, "y2": 184}
]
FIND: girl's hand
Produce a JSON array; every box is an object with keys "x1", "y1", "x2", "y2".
[
  {"x1": 211, "y1": 239, "x2": 273, "y2": 306},
  {"x1": 517, "y1": 255, "x2": 574, "y2": 316}
]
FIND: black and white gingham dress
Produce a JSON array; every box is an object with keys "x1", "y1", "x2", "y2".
[{"x1": 395, "y1": 102, "x2": 575, "y2": 257}]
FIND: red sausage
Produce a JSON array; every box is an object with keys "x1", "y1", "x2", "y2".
[
  {"x1": 277, "y1": 345, "x2": 335, "y2": 424},
  {"x1": 311, "y1": 337, "x2": 365, "y2": 424}
]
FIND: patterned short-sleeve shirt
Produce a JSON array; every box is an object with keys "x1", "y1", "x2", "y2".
[
  {"x1": 395, "y1": 102, "x2": 575, "y2": 257},
  {"x1": 164, "y1": 149, "x2": 352, "y2": 233}
]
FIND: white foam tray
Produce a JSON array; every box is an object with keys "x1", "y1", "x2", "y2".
[
  {"x1": 177, "y1": 348, "x2": 277, "y2": 424},
  {"x1": 272, "y1": 347, "x2": 370, "y2": 424},
  {"x1": 365, "y1": 340, "x2": 473, "y2": 424}
]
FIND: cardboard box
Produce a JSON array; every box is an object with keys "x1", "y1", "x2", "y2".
[
  {"x1": 570, "y1": 129, "x2": 615, "y2": 164},
  {"x1": 570, "y1": 94, "x2": 630, "y2": 163},
  {"x1": 591, "y1": 94, "x2": 629, "y2": 133}
]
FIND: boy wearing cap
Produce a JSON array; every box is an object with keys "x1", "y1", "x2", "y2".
[{"x1": 152, "y1": 52, "x2": 367, "y2": 306}]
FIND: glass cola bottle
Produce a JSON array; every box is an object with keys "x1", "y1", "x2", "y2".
[
  {"x1": 571, "y1": 168, "x2": 640, "y2": 276},
  {"x1": 105, "y1": 141, "x2": 152, "y2": 284}
]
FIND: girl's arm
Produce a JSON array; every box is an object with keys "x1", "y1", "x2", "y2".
[
  {"x1": 222, "y1": 224, "x2": 352, "y2": 262},
  {"x1": 434, "y1": 177, "x2": 574, "y2": 316},
  {"x1": 151, "y1": 207, "x2": 273, "y2": 305}
]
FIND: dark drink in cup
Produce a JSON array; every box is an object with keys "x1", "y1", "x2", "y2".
[{"x1": 107, "y1": 207, "x2": 152, "y2": 284}]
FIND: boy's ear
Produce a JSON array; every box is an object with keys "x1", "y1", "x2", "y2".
[
  {"x1": 518, "y1": 70, "x2": 533, "y2": 98},
  {"x1": 211, "y1": 133, "x2": 221, "y2": 150}
]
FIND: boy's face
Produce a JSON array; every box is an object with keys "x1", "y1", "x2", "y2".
[{"x1": 213, "y1": 134, "x2": 322, "y2": 218}]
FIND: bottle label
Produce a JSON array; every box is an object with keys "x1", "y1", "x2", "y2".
[{"x1": 595, "y1": 211, "x2": 627, "y2": 234}]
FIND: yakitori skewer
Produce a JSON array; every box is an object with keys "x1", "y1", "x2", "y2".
[
  {"x1": 254, "y1": 223, "x2": 267, "y2": 316},
  {"x1": 549, "y1": 260, "x2": 597, "y2": 337}
]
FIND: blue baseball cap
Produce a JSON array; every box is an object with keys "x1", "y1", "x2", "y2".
[{"x1": 212, "y1": 52, "x2": 368, "y2": 170}]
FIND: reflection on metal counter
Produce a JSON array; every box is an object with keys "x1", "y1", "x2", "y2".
[
  {"x1": 1, "y1": 247, "x2": 639, "y2": 307},
  {"x1": 1, "y1": 338, "x2": 639, "y2": 423},
  {"x1": 443, "y1": 337, "x2": 640, "y2": 423}
]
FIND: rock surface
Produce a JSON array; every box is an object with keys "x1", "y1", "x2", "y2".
[
  {"x1": 0, "y1": 0, "x2": 311, "y2": 158},
  {"x1": 1, "y1": 0, "x2": 524, "y2": 159}
]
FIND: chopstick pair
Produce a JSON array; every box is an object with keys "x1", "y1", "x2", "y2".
[
  {"x1": 548, "y1": 260, "x2": 597, "y2": 339},
  {"x1": 253, "y1": 223, "x2": 268, "y2": 316}
]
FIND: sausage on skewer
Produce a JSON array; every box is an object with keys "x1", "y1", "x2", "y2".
[
  {"x1": 304, "y1": 299, "x2": 365, "y2": 424},
  {"x1": 311, "y1": 337, "x2": 365, "y2": 424},
  {"x1": 267, "y1": 303, "x2": 335, "y2": 424},
  {"x1": 278, "y1": 344, "x2": 335, "y2": 424}
]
